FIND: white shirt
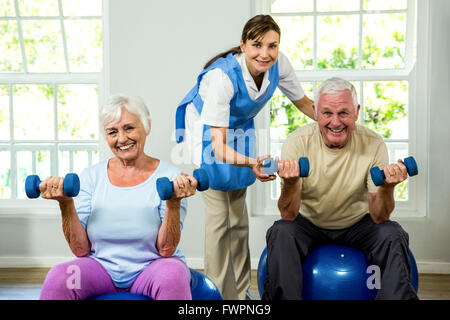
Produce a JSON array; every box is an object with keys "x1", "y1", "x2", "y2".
[{"x1": 184, "y1": 51, "x2": 305, "y2": 166}]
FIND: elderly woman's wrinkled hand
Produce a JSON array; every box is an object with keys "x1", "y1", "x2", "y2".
[
  {"x1": 39, "y1": 176, "x2": 72, "y2": 204},
  {"x1": 171, "y1": 173, "x2": 198, "y2": 201}
]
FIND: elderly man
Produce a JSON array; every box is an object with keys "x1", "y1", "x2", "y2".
[{"x1": 262, "y1": 77, "x2": 418, "y2": 300}]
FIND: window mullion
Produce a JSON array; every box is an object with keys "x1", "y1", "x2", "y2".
[
  {"x1": 13, "y1": 0, "x2": 28, "y2": 73},
  {"x1": 358, "y1": 0, "x2": 363, "y2": 70},
  {"x1": 404, "y1": 0, "x2": 416, "y2": 70},
  {"x1": 9, "y1": 85, "x2": 17, "y2": 199},
  {"x1": 57, "y1": 0, "x2": 71, "y2": 73},
  {"x1": 313, "y1": 0, "x2": 317, "y2": 69},
  {"x1": 53, "y1": 84, "x2": 59, "y2": 176}
]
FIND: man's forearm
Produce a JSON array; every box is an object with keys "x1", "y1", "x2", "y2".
[
  {"x1": 277, "y1": 179, "x2": 301, "y2": 221},
  {"x1": 369, "y1": 186, "x2": 395, "y2": 223}
]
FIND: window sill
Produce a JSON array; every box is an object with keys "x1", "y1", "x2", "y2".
[{"x1": 0, "y1": 200, "x2": 61, "y2": 218}]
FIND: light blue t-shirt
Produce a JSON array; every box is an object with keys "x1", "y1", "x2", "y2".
[{"x1": 74, "y1": 159, "x2": 187, "y2": 288}]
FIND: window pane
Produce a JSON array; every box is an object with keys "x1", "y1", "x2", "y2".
[
  {"x1": 317, "y1": 15, "x2": 359, "y2": 69},
  {"x1": 22, "y1": 20, "x2": 66, "y2": 72},
  {"x1": 64, "y1": 20, "x2": 102, "y2": 72},
  {"x1": 0, "y1": 0, "x2": 16, "y2": 16},
  {"x1": 73, "y1": 150, "x2": 89, "y2": 175},
  {"x1": 59, "y1": 148, "x2": 98, "y2": 175},
  {"x1": 57, "y1": 84, "x2": 98, "y2": 140},
  {"x1": 62, "y1": 0, "x2": 102, "y2": 16},
  {"x1": 16, "y1": 150, "x2": 32, "y2": 199},
  {"x1": 36, "y1": 150, "x2": 51, "y2": 179},
  {"x1": 0, "y1": 85, "x2": 10, "y2": 140},
  {"x1": 0, "y1": 151, "x2": 11, "y2": 199},
  {"x1": 0, "y1": 21, "x2": 23, "y2": 72},
  {"x1": 17, "y1": 0, "x2": 59, "y2": 16},
  {"x1": 317, "y1": 0, "x2": 360, "y2": 12},
  {"x1": 13, "y1": 84, "x2": 54, "y2": 140},
  {"x1": 362, "y1": 14, "x2": 406, "y2": 69},
  {"x1": 275, "y1": 16, "x2": 313, "y2": 70},
  {"x1": 363, "y1": 0, "x2": 407, "y2": 11},
  {"x1": 271, "y1": 82, "x2": 314, "y2": 141},
  {"x1": 386, "y1": 142, "x2": 409, "y2": 201},
  {"x1": 363, "y1": 81, "x2": 408, "y2": 139},
  {"x1": 271, "y1": 0, "x2": 313, "y2": 13},
  {"x1": 58, "y1": 150, "x2": 70, "y2": 175}
]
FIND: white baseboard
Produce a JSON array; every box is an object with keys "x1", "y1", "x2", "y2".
[{"x1": 1, "y1": 257, "x2": 449, "y2": 275}]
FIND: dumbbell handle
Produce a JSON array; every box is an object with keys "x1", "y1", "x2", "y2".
[
  {"x1": 156, "y1": 168, "x2": 210, "y2": 200},
  {"x1": 25, "y1": 173, "x2": 80, "y2": 199},
  {"x1": 262, "y1": 157, "x2": 310, "y2": 177},
  {"x1": 370, "y1": 156, "x2": 418, "y2": 186}
]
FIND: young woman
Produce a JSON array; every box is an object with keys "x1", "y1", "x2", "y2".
[{"x1": 175, "y1": 15, "x2": 314, "y2": 300}]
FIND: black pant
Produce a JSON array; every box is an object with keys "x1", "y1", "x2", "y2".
[{"x1": 262, "y1": 213, "x2": 419, "y2": 300}]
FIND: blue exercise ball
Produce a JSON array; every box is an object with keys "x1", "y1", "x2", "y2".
[
  {"x1": 190, "y1": 268, "x2": 222, "y2": 300},
  {"x1": 302, "y1": 245, "x2": 377, "y2": 300},
  {"x1": 257, "y1": 245, "x2": 419, "y2": 300},
  {"x1": 90, "y1": 292, "x2": 152, "y2": 300},
  {"x1": 409, "y1": 250, "x2": 419, "y2": 292},
  {"x1": 257, "y1": 247, "x2": 268, "y2": 299}
]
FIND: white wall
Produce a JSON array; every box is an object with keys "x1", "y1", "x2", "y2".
[{"x1": 0, "y1": 0, "x2": 449, "y2": 273}]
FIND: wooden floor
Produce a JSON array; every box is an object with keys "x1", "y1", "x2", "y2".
[{"x1": 0, "y1": 268, "x2": 449, "y2": 300}]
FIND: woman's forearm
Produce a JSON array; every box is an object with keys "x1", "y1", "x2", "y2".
[
  {"x1": 59, "y1": 199, "x2": 91, "y2": 257},
  {"x1": 210, "y1": 126, "x2": 256, "y2": 168},
  {"x1": 157, "y1": 200, "x2": 181, "y2": 257}
]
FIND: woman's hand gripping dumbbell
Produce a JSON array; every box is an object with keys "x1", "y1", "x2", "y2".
[
  {"x1": 370, "y1": 156, "x2": 418, "y2": 187},
  {"x1": 25, "y1": 173, "x2": 80, "y2": 200},
  {"x1": 261, "y1": 156, "x2": 310, "y2": 178},
  {"x1": 156, "y1": 168, "x2": 210, "y2": 200}
]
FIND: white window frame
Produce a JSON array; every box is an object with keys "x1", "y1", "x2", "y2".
[
  {"x1": 250, "y1": 0, "x2": 429, "y2": 219},
  {"x1": 0, "y1": 0, "x2": 105, "y2": 216}
]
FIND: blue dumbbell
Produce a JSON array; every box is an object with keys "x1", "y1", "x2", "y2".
[
  {"x1": 25, "y1": 173, "x2": 80, "y2": 199},
  {"x1": 262, "y1": 157, "x2": 310, "y2": 177},
  {"x1": 156, "y1": 168, "x2": 210, "y2": 200},
  {"x1": 370, "y1": 156, "x2": 418, "y2": 187}
]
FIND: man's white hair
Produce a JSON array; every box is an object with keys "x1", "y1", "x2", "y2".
[
  {"x1": 314, "y1": 77, "x2": 358, "y2": 115},
  {"x1": 100, "y1": 95, "x2": 151, "y2": 134}
]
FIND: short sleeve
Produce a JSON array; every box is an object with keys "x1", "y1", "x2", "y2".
[
  {"x1": 74, "y1": 167, "x2": 94, "y2": 229},
  {"x1": 199, "y1": 68, "x2": 234, "y2": 127},
  {"x1": 277, "y1": 52, "x2": 305, "y2": 102},
  {"x1": 367, "y1": 141, "x2": 390, "y2": 194}
]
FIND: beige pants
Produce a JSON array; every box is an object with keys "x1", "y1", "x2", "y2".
[{"x1": 202, "y1": 187, "x2": 251, "y2": 300}]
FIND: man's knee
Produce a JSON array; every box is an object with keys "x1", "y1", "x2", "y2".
[
  {"x1": 266, "y1": 218, "x2": 298, "y2": 244},
  {"x1": 375, "y1": 220, "x2": 409, "y2": 247}
]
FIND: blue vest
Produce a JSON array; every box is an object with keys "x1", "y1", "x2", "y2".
[{"x1": 175, "y1": 53, "x2": 279, "y2": 191}]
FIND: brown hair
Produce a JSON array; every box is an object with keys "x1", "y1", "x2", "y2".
[{"x1": 203, "y1": 15, "x2": 281, "y2": 69}]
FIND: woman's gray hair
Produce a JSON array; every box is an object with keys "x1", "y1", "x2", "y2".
[
  {"x1": 314, "y1": 77, "x2": 358, "y2": 115},
  {"x1": 100, "y1": 95, "x2": 151, "y2": 134}
]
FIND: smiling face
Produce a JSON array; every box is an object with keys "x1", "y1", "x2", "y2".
[
  {"x1": 314, "y1": 90, "x2": 360, "y2": 149},
  {"x1": 240, "y1": 29, "x2": 279, "y2": 78},
  {"x1": 104, "y1": 107, "x2": 149, "y2": 162}
]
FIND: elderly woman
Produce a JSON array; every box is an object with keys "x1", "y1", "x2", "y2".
[{"x1": 39, "y1": 95, "x2": 197, "y2": 300}]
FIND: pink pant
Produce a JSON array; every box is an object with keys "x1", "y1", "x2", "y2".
[{"x1": 39, "y1": 256, "x2": 192, "y2": 300}]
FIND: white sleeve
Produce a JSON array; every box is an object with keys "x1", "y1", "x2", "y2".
[
  {"x1": 199, "y1": 68, "x2": 234, "y2": 127},
  {"x1": 277, "y1": 52, "x2": 305, "y2": 101}
]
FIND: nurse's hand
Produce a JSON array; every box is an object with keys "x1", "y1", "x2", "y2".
[{"x1": 252, "y1": 155, "x2": 277, "y2": 183}]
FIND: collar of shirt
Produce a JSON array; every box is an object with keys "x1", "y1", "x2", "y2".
[{"x1": 235, "y1": 53, "x2": 271, "y2": 100}]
